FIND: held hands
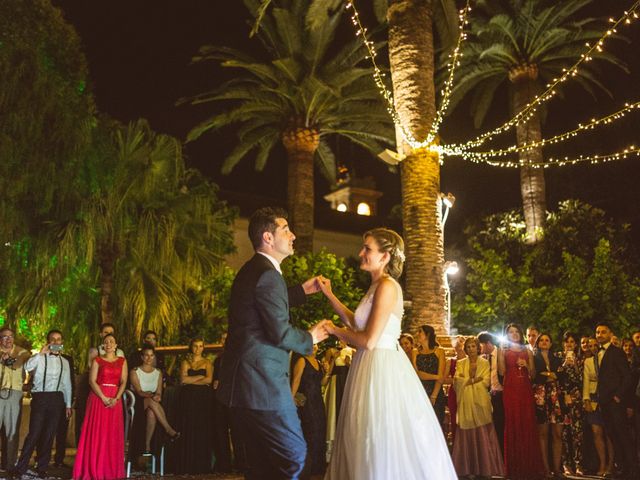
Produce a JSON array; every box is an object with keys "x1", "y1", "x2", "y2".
[
  {"x1": 309, "y1": 319, "x2": 333, "y2": 344},
  {"x1": 302, "y1": 275, "x2": 329, "y2": 295},
  {"x1": 516, "y1": 358, "x2": 527, "y2": 368}
]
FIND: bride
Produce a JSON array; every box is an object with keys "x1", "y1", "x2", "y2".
[{"x1": 320, "y1": 228, "x2": 457, "y2": 479}]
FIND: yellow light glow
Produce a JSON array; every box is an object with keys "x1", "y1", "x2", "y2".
[{"x1": 357, "y1": 202, "x2": 371, "y2": 216}]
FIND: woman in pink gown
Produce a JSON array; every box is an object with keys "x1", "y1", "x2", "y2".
[
  {"x1": 73, "y1": 333, "x2": 128, "y2": 480},
  {"x1": 498, "y1": 323, "x2": 544, "y2": 479}
]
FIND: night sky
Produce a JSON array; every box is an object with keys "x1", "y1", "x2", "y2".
[{"x1": 52, "y1": 0, "x2": 640, "y2": 249}]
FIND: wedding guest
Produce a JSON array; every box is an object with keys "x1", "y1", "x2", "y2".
[
  {"x1": 86, "y1": 323, "x2": 125, "y2": 368},
  {"x1": 582, "y1": 336, "x2": 615, "y2": 476},
  {"x1": 212, "y1": 332, "x2": 245, "y2": 474},
  {"x1": 290, "y1": 345, "x2": 328, "y2": 479},
  {"x1": 128, "y1": 330, "x2": 166, "y2": 372},
  {"x1": 0, "y1": 326, "x2": 28, "y2": 470},
  {"x1": 12, "y1": 330, "x2": 72, "y2": 479},
  {"x1": 580, "y1": 335, "x2": 593, "y2": 359},
  {"x1": 444, "y1": 335, "x2": 466, "y2": 440},
  {"x1": 73, "y1": 334, "x2": 128, "y2": 480},
  {"x1": 452, "y1": 337, "x2": 504, "y2": 478},
  {"x1": 129, "y1": 345, "x2": 179, "y2": 455},
  {"x1": 622, "y1": 338, "x2": 634, "y2": 365},
  {"x1": 558, "y1": 331, "x2": 584, "y2": 476},
  {"x1": 595, "y1": 322, "x2": 638, "y2": 479},
  {"x1": 52, "y1": 349, "x2": 75, "y2": 468},
  {"x1": 498, "y1": 323, "x2": 544, "y2": 479},
  {"x1": 478, "y1": 331, "x2": 504, "y2": 454},
  {"x1": 526, "y1": 325, "x2": 540, "y2": 353},
  {"x1": 399, "y1": 333, "x2": 415, "y2": 359},
  {"x1": 175, "y1": 337, "x2": 213, "y2": 474},
  {"x1": 414, "y1": 324, "x2": 446, "y2": 427},
  {"x1": 532, "y1": 332, "x2": 564, "y2": 477}
]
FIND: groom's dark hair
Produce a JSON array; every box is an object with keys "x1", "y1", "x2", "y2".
[{"x1": 249, "y1": 207, "x2": 288, "y2": 250}]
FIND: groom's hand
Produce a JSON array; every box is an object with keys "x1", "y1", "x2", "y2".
[
  {"x1": 301, "y1": 275, "x2": 326, "y2": 295},
  {"x1": 309, "y1": 319, "x2": 332, "y2": 344}
]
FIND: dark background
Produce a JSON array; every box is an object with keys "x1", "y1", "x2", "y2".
[{"x1": 52, "y1": 0, "x2": 640, "y2": 249}]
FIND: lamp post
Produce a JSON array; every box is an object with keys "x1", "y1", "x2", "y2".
[
  {"x1": 440, "y1": 192, "x2": 456, "y2": 229},
  {"x1": 444, "y1": 261, "x2": 459, "y2": 334}
]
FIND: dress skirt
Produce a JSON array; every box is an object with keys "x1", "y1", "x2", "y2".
[
  {"x1": 453, "y1": 423, "x2": 504, "y2": 477},
  {"x1": 73, "y1": 386, "x2": 125, "y2": 480},
  {"x1": 325, "y1": 347, "x2": 457, "y2": 480}
]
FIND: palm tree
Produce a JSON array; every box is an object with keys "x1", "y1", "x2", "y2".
[
  {"x1": 448, "y1": 0, "x2": 625, "y2": 243},
  {"x1": 22, "y1": 119, "x2": 236, "y2": 356},
  {"x1": 182, "y1": 0, "x2": 394, "y2": 253},
  {"x1": 386, "y1": 0, "x2": 458, "y2": 336}
]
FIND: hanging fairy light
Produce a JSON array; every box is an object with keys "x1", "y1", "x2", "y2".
[
  {"x1": 347, "y1": 0, "x2": 640, "y2": 170},
  {"x1": 446, "y1": 100, "x2": 640, "y2": 159},
  {"x1": 451, "y1": 145, "x2": 640, "y2": 169},
  {"x1": 346, "y1": 0, "x2": 471, "y2": 150},
  {"x1": 448, "y1": 0, "x2": 640, "y2": 151}
]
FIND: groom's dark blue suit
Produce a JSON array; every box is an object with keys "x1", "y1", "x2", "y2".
[{"x1": 217, "y1": 253, "x2": 313, "y2": 479}]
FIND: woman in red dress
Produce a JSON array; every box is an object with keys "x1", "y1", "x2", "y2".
[
  {"x1": 498, "y1": 323, "x2": 544, "y2": 479},
  {"x1": 73, "y1": 333, "x2": 128, "y2": 480}
]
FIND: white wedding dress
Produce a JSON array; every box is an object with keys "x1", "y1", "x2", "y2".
[{"x1": 325, "y1": 278, "x2": 457, "y2": 479}]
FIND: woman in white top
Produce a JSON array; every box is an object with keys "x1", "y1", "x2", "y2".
[
  {"x1": 130, "y1": 345, "x2": 179, "y2": 453},
  {"x1": 582, "y1": 337, "x2": 614, "y2": 476}
]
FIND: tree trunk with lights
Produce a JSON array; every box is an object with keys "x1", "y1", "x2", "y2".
[
  {"x1": 282, "y1": 127, "x2": 319, "y2": 254},
  {"x1": 388, "y1": 0, "x2": 447, "y2": 336},
  {"x1": 510, "y1": 64, "x2": 546, "y2": 244}
]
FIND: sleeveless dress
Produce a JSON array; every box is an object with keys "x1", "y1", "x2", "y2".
[
  {"x1": 294, "y1": 354, "x2": 327, "y2": 476},
  {"x1": 174, "y1": 367, "x2": 213, "y2": 473},
  {"x1": 503, "y1": 349, "x2": 544, "y2": 479},
  {"x1": 416, "y1": 351, "x2": 446, "y2": 426},
  {"x1": 73, "y1": 356, "x2": 125, "y2": 480},
  {"x1": 325, "y1": 278, "x2": 457, "y2": 480}
]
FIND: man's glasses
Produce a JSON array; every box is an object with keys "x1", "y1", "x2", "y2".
[{"x1": 0, "y1": 335, "x2": 14, "y2": 340}]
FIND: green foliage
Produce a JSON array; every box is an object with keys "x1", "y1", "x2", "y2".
[
  {"x1": 175, "y1": 266, "x2": 237, "y2": 345},
  {"x1": 0, "y1": 0, "x2": 95, "y2": 239},
  {"x1": 282, "y1": 249, "x2": 364, "y2": 330},
  {"x1": 182, "y1": 0, "x2": 394, "y2": 184},
  {"x1": 453, "y1": 200, "x2": 640, "y2": 339},
  {"x1": 447, "y1": 0, "x2": 626, "y2": 127}
]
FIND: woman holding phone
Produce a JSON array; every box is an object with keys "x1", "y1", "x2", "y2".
[{"x1": 558, "y1": 331, "x2": 585, "y2": 476}]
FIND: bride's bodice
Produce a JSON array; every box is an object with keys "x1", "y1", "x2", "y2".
[{"x1": 353, "y1": 278, "x2": 404, "y2": 349}]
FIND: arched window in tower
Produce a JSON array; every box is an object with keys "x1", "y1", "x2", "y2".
[{"x1": 357, "y1": 202, "x2": 371, "y2": 216}]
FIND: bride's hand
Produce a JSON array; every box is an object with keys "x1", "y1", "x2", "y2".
[{"x1": 317, "y1": 276, "x2": 333, "y2": 297}]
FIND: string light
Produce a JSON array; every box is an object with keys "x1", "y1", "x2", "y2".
[
  {"x1": 346, "y1": 0, "x2": 471, "y2": 150},
  {"x1": 446, "y1": 100, "x2": 640, "y2": 159},
  {"x1": 448, "y1": 0, "x2": 640, "y2": 151},
  {"x1": 451, "y1": 145, "x2": 640, "y2": 169},
  {"x1": 347, "y1": 0, "x2": 640, "y2": 170}
]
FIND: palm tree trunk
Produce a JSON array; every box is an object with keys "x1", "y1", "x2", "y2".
[
  {"x1": 511, "y1": 71, "x2": 546, "y2": 244},
  {"x1": 282, "y1": 128, "x2": 319, "y2": 254},
  {"x1": 388, "y1": 0, "x2": 447, "y2": 335}
]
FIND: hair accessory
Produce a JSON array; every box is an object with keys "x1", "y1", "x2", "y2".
[{"x1": 395, "y1": 249, "x2": 406, "y2": 262}]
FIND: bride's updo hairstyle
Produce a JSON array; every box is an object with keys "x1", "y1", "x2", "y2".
[{"x1": 364, "y1": 228, "x2": 405, "y2": 279}]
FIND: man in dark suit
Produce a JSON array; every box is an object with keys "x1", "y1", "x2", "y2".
[
  {"x1": 217, "y1": 207, "x2": 330, "y2": 480},
  {"x1": 595, "y1": 322, "x2": 638, "y2": 479}
]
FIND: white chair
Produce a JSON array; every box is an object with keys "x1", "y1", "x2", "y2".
[
  {"x1": 123, "y1": 390, "x2": 136, "y2": 478},
  {"x1": 123, "y1": 389, "x2": 165, "y2": 476}
]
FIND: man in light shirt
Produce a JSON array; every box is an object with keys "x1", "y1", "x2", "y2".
[
  {"x1": 0, "y1": 326, "x2": 29, "y2": 471},
  {"x1": 478, "y1": 331, "x2": 504, "y2": 454},
  {"x1": 11, "y1": 330, "x2": 72, "y2": 479}
]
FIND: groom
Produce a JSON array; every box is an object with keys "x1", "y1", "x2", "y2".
[{"x1": 217, "y1": 207, "x2": 330, "y2": 479}]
